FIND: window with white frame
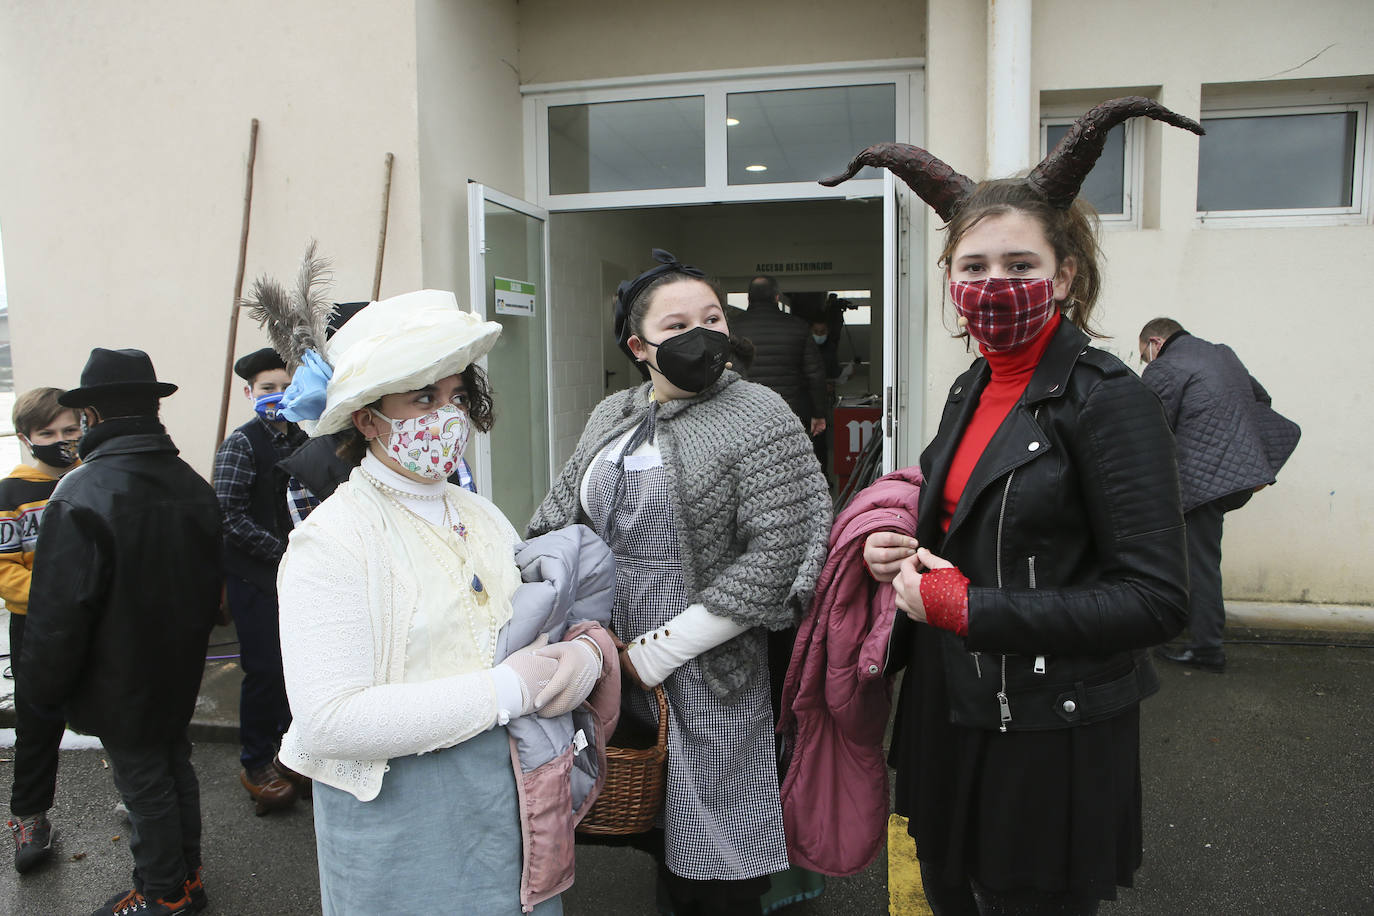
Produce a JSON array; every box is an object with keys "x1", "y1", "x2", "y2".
[
  {"x1": 1040, "y1": 119, "x2": 1135, "y2": 224},
  {"x1": 548, "y1": 96, "x2": 706, "y2": 194},
  {"x1": 1196, "y1": 102, "x2": 1367, "y2": 221},
  {"x1": 524, "y1": 66, "x2": 914, "y2": 210}
]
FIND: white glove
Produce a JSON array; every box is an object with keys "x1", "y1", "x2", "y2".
[
  {"x1": 534, "y1": 635, "x2": 603, "y2": 718},
  {"x1": 495, "y1": 636, "x2": 558, "y2": 719},
  {"x1": 624, "y1": 604, "x2": 749, "y2": 689}
]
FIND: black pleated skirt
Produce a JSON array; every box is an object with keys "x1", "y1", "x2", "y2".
[{"x1": 891, "y1": 635, "x2": 1143, "y2": 902}]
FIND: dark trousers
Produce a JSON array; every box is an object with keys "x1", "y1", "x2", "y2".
[
  {"x1": 104, "y1": 731, "x2": 202, "y2": 901},
  {"x1": 582, "y1": 827, "x2": 769, "y2": 915},
  {"x1": 8, "y1": 612, "x2": 65, "y2": 818},
  {"x1": 1183, "y1": 490, "x2": 1252, "y2": 652},
  {"x1": 226, "y1": 575, "x2": 292, "y2": 770},
  {"x1": 919, "y1": 861, "x2": 1100, "y2": 916}
]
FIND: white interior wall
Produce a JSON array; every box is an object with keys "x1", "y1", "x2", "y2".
[
  {"x1": 926, "y1": 0, "x2": 1374, "y2": 603},
  {"x1": 547, "y1": 209, "x2": 682, "y2": 467},
  {"x1": 0, "y1": 0, "x2": 425, "y2": 476}
]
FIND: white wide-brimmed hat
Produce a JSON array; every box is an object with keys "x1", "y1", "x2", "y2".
[{"x1": 312, "y1": 289, "x2": 501, "y2": 436}]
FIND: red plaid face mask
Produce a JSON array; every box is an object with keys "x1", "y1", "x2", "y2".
[{"x1": 949, "y1": 277, "x2": 1058, "y2": 351}]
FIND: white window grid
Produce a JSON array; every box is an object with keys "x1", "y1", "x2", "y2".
[
  {"x1": 1195, "y1": 101, "x2": 1370, "y2": 228},
  {"x1": 521, "y1": 62, "x2": 917, "y2": 211},
  {"x1": 1038, "y1": 116, "x2": 1140, "y2": 229}
]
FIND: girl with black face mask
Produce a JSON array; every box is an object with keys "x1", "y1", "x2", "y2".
[{"x1": 530, "y1": 252, "x2": 832, "y2": 915}]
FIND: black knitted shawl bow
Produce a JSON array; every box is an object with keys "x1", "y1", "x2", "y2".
[{"x1": 613, "y1": 249, "x2": 706, "y2": 361}]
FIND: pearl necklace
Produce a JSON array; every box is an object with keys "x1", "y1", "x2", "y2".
[
  {"x1": 360, "y1": 466, "x2": 446, "y2": 501},
  {"x1": 371, "y1": 486, "x2": 498, "y2": 661}
]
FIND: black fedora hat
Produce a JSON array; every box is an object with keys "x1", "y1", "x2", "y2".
[{"x1": 59, "y1": 348, "x2": 179, "y2": 407}]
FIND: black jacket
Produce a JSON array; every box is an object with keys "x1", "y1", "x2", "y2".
[
  {"x1": 1141, "y1": 332, "x2": 1300, "y2": 512},
  {"x1": 278, "y1": 432, "x2": 353, "y2": 503},
  {"x1": 728, "y1": 303, "x2": 828, "y2": 424},
  {"x1": 22, "y1": 420, "x2": 222, "y2": 744},
  {"x1": 892, "y1": 320, "x2": 1189, "y2": 732}
]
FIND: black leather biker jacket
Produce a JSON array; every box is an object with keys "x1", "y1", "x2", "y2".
[{"x1": 890, "y1": 320, "x2": 1189, "y2": 731}]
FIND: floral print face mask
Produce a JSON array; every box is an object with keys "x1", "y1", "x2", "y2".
[{"x1": 371, "y1": 404, "x2": 470, "y2": 481}]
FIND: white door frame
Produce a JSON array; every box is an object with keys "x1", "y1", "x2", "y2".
[
  {"x1": 465, "y1": 181, "x2": 556, "y2": 502},
  {"x1": 516, "y1": 61, "x2": 924, "y2": 479}
]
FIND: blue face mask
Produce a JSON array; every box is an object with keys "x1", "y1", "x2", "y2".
[
  {"x1": 812, "y1": 334, "x2": 828, "y2": 345},
  {"x1": 255, "y1": 392, "x2": 285, "y2": 422}
]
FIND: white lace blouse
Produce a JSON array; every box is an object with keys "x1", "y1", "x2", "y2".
[{"x1": 276, "y1": 454, "x2": 520, "y2": 801}]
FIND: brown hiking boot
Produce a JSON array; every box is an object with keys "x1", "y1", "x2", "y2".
[
  {"x1": 274, "y1": 754, "x2": 313, "y2": 800},
  {"x1": 240, "y1": 761, "x2": 297, "y2": 815}
]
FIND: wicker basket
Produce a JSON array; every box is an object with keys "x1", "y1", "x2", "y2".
[{"x1": 577, "y1": 684, "x2": 669, "y2": 836}]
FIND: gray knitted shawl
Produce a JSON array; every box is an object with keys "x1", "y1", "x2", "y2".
[{"x1": 527, "y1": 371, "x2": 832, "y2": 702}]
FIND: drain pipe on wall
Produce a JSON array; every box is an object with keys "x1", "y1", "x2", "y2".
[{"x1": 987, "y1": 0, "x2": 1033, "y2": 179}]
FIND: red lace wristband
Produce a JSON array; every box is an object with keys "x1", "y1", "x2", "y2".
[{"x1": 920, "y1": 567, "x2": 970, "y2": 637}]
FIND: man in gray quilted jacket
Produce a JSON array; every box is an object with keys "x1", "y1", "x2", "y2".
[{"x1": 1139, "y1": 318, "x2": 1300, "y2": 673}]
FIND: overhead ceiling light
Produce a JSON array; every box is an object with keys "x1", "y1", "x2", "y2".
[
  {"x1": 726, "y1": 117, "x2": 740, "y2": 126},
  {"x1": 745, "y1": 164, "x2": 767, "y2": 172}
]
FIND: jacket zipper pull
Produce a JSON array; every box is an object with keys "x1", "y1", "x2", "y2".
[
  {"x1": 997, "y1": 691, "x2": 1012, "y2": 732},
  {"x1": 972, "y1": 651, "x2": 982, "y2": 677},
  {"x1": 1034, "y1": 655, "x2": 1046, "y2": 675}
]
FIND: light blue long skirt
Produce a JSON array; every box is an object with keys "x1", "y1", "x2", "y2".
[{"x1": 312, "y1": 726, "x2": 562, "y2": 915}]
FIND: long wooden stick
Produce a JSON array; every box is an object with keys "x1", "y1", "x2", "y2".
[
  {"x1": 215, "y1": 118, "x2": 260, "y2": 446},
  {"x1": 372, "y1": 152, "x2": 394, "y2": 301}
]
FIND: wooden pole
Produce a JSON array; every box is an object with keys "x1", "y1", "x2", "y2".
[
  {"x1": 372, "y1": 152, "x2": 394, "y2": 302},
  {"x1": 215, "y1": 118, "x2": 260, "y2": 446}
]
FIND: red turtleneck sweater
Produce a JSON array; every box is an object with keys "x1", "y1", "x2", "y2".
[
  {"x1": 939, "y1": 310, "x2": 1062, "y2": 530},
  {"x1": 921, "y1": 311, "x2": 1063, "y2": 637}
]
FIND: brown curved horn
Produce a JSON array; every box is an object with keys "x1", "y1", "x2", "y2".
[
  {"x1": 819, "y1": 142, "x2": 975, "y2": 222},
  {"x1": 1028, "y1": 96, "x2": 1205, "y2": 210}
]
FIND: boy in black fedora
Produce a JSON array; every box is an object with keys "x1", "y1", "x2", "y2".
[
  {"x1": 212, "y1": 346, "x2": 308, "y2": 814},
  {"x1": 21, "y1": 347, "x2": 222, "y2": 916}
]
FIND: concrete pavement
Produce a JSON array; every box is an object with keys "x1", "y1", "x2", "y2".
[
  {"x1": 3, "y1": 606, "x2": 1373, "y2": 914},
  {"x1": 7, "y1": 601, "x2": 1373, "y2": 736}
]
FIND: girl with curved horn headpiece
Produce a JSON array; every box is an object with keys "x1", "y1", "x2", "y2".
[{"x1": 826, "y1": 98, "x2": 1201, "y2": 914}]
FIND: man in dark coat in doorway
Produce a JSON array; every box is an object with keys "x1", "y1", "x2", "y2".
[
  {"x1": 729, "y1": 275, "x2": 829, "y2": 440},
  {"x1": 22, "y1": 348, "x2": 222, "y2": 916},
  {"x1": 1140, "y1": 319, "x2": 1300, "y2": 673}
]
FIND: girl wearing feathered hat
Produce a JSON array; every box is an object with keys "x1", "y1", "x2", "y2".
[
  {"x1": 833, "y1": 100, "x2": 1197, "y2": 913},
  {"x1": 528, "y1": 253, "x2": 832, "y2": 913},
  {"x1": 265, "y1": 287, "x2": 605, "y2": 914}
]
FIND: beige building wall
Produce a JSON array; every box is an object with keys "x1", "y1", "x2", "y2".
[
  {"x1": 0, "y1": 0, "x2": 426, "y2": 476},
  {"x1": 3, "y1": 0, "x2": 1366, "y2": 603},
  {"x1": 416, "y1": 0, "x2": 524, "y2": 301},
  {"x1": 925, "y1": 0, "x2": 1373, "y2": 603},
  {"x1": 518, "y1": 0, "x2": 925, "y2": 84}
]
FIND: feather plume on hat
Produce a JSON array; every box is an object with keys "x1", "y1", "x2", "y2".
[{"x1": 242, "y1": 240, "x2": 336, "y2": 371}]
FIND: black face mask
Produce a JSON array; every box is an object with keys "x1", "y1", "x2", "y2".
[
  {"x1": 643, "y1": 327, "x2": 730, "y2": 394},
  {"x1": 25, "y1": 438, "x2": 79, "y2": 470}
]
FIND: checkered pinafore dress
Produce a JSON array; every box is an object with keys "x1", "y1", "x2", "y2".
[{"x1": 584, "y1": 426, "x2": 789, "y2": 881}]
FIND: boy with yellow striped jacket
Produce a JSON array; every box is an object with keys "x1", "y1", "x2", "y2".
[{"x1": 2, "y1": 387, "x2": 81, "y2": 874}]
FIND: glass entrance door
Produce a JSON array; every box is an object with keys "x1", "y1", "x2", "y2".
[
  {"x1": 881, "y1": 171, "x2": 906, "y2": 474},
  {"x1": 467, "y1": 183, "x2": 553, "y2": 528}
]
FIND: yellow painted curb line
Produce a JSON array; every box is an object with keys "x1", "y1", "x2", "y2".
[{"x1": 888, "y1": 814, "x2": 932, "y2": 915}]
